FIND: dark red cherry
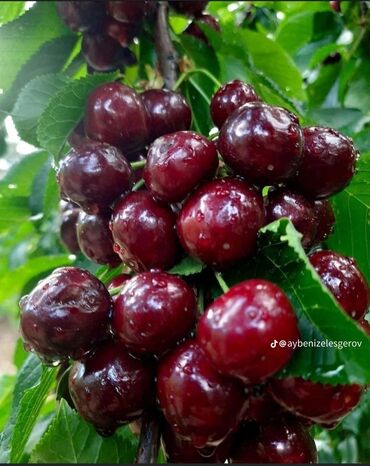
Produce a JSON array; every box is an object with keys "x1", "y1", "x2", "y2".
[
  {"x1": 69, "y1": 341, "x2": 154, "y2": 435},
  {"x1": 210, "y1": 80, "x2": 260, "y2": 129},
  {"x1": 177, "y1": 178, "x2": 265, "y2": 269},
  {"x1": 198, "y1": 279, "x2": 300, "y2": 384},
  {"x1": 230, "y1": 418, "x2": 317, "y2": 464},
  {"x1": 68, "y1": 120, "x2": 88, "y2": 149},
  {"x1": 218, "y1": 102, "x2": 303, "y2": 186},
  {"x1": 76, "y1": 211, "x2": 121, "y2": 266},
  {"x1": 111, "y1": 191, "x2": 180, "y2": 271},
  {"x1": 269, "y1": 377, "x2": 362, "y2": 424},
  {"x1": 85, "y1": 82, "x2": 150, "y2": 155},
  {"x1": 19, "y1": 267, "x2": 111, "y2": 364},
  {"x1": 309, "y1": 250, "x2": 369, "y2": 321},
  {"x1": 144, "y1": 131, "x2": 218, "y2": 203},
  {"x1": 57, "y1": 142, "x2": 133, "y2": 214},
  {"x1": 243, "y1": 385, "x2": 283, "y2": 423},
  {"x1": 141, "y1": 89, "x2": 192, "y2": 141},
  {"x1": 264, "y1": 188, "x2": 318, "y2": 248},
  {"x1": 293, "y1": 127, "x2": 357, "y2": 199},
  {"x1": 59, "y1": 201, "x2": 80, "y2": 254},
  {"x1": 113, "y1": 272, "x2": 197, "y2": 355},
  {"x1": 312, "y1": 199, "x2": 335, "y2": 244},
  {"x1": 104, "y1": 17, "x2": 137, "y2": 47},
  {"x1": 185, "y1": 14, "x2": 220, "y2": 45},
  {"x1": 171, "y1": 1, "x2": 208, "y2": 16},
  {"x1": 107, "y1": 1, "x2": 153, "y2": 23},
  {"x1": 56, "y1": 1, "x2": 106, "y2": 33},
  {"x1": 82, "y1": 34, "x2": 130, "y2": 72},
  {"x1": 157, "y1": 340, "x2": 245, "y2": 448}
]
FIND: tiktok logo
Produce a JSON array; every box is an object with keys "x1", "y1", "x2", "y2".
[{"x1": 270, "y1": 339, "x2": 277, "y2": 348}]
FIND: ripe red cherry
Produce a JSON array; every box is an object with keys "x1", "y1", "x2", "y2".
[
  {"x1": 111, "y1": 191, "x2": 180, "y2": 271},
  {"x1": 210, "y1": 80, "x2": 260, "y2": 128},
  {"x1": 144, "y1": 131, "x2": 218, "y2": 203},
  {"x1": 313, "y1": 199, "x2": 335, "y2": 244},
  {"x1": 69, "y1": 341, "x2": 154, "y2": 436},
  {"x1": 59, "y1": 201, "x2": 80, "y2": 254},
  {"x1": 104, "y1": 18, "x2": 137, "y2": 47},
  {"x1": 218, "y1": 102, "x2": 303, "y2": 186},
  {"x1": 269, "y1": 377, "x2": 362, "y2": 424},
  {"x1": 76, "y1": 211, "x2": 121, "y2": 266},
  {"x1": 293, "y1": 127, "x2": 357, "y2": 199},
  {"x1": 56, "y1": 1, "x2": 106, "y2": 33},
  {"x1": 171, "y1": 1, "x2": 208, "y2": 16},
  {"x1": 309, "y1": 250, "x2": 369, "y2": 321},
  {"x1": 243, "y1": 385, "x2": 283, "y2": 423},
  {"x1": 264, "y1": 188, "x2": 318, "y2": 248},
  {"x1": 230, "y1": 418, "x2": 317, "y2": 464},
  {"x1": 177, "y1": 178, "x2": 265, "y2": 269},
  {"x1": 198, "y1": 279, "x2": 300, "y2": 384},
  {"x1": 185, "y1": 14, "x2": 220, "y2": 45},
  {"x1": 57, "y1": 142, "x2": 133, "y2": 214},
  {"x1": 107, "y1": 1, "x2": 153, "y2": 23},
  {"x1": 113, "y1": 272, "x2": 197, "y2": 355},
  {"x1": 82, "y1": 34, "x2": 132, "y2": 72},
  {"x1": 141, "y1": 89, "x2": 192, "y2": 141},
  {"x1": 68, "y1": 120, "x2": 88, "y2": 149},
  {"x1": 19, "y1": 267, "x2": 111, "y2": 364},
  {"x1": 157, "y1": 340, "x2": 245, "y2": 448},
  {"x1": 84, "y1": 82, "x2": 150, "y2": 155}
]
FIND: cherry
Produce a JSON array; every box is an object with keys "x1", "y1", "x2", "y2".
[
  {"x1": 107, "y1": 1, "x2": 154, "y2": 23},
  {"x1": 292, "y1": 127, "x2": 357, "y2": 199},
  {"x1": 108, "y1": 274, "x2": 132, "y2": 291},
  {"x1": 198, "y1": 279, "x2": 300, "y2": 384},
  {"x1": 243, "y1": 385, "x2": 283, "y2": 423},
  {"x1": 59, "y1": 201, "x2": 80, "y2": 254},
  {"x1": 312, "y1": 199, "x2": 335, "y2": 244},
  {"x1": 230, "y1": 418, "x2": 317, "y2": 464},
  {"x1": 141, "y1": 89, "x2": 192, "y2": 141},
  {"x1": 144, "y1": 131, "x2": 218, "y2": 203},
  {"x1": 84, "y1": 82, "x2": 150, "y2": 155},
  {"x1": 177, "y1": 178, "x2": 265, "y2": 269},
  {"x1": 218, "y1": 102, "x2": 303, "y2": 186},
  {"x1": 57, "y1": 142, "x2": 133, "y2": 214},
  {"x1": 210, "y1": 80, "x2": 260, "y2": 129},
  {"x1": 185, "y1": 14, "x2": 220, "y2": 45},
  {"x1": 68, "y1": 120, "x2": 88, "y2": 149},
  {"x1": 309, "y1": 250, "x2": 369, "y2": 321},
  {"x1": 264, "y1": 188, "x2": 318, "y2": 248},
  {"x1": 56, "y1": 1, "x2": 106, "y2": 33},
  {"x1": 113, "y1": 272, "x2": 197, "y2": 355},
  {"x1": 269, "y1": 377, "x2": 362, "y2": 424},
  {"x1": 111, "y1": 191, "x2": 180, "y2": 271},
  {"x1": 69, "y1": 341, "x2": 154, "y2": 436},
  {"x1": 104, "y1": 17, "x2": 137, "y2": 47},
  {"x1": 76, "y1": 211, "x2": 121, "y2": 266},
  {"x1": 19, "y1": 267, "x2": 111, "y2": 364},
  {"x1": 171, "y1": 1, "x2": 208, "y2": 16},
  {"x1": 330, "y1": 0, "x2": 341, "y2": 13},
  {"x1": 157, "y1": 340, "x2": 245, "y2": 448}
]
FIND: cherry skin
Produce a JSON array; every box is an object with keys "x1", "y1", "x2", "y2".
[
  {"x1": 269, "y1": 377, "x2": 363, "y2": 424},
  {"x1": 19, "y1": 267, "x2": 111, "y2": 364},
  {"x1": 111, "y1": 191, "x2": 180, "y2": 272},
  {"x1": 69, "y1": 341, "x2": 154, "y2": 436},
  {"x1": 218, "y1": 102, "x2": 303, "y2": 186},
  {"x1": 185, "y1": 14, "x2": 220, "y2": 45},
  {"x1": 56, "y1": 1, "x2": 106, "y2": 33},
  {"x1": 230, "y1": 418, "x2": 317, "y2": 464},
  {"x1": 82, "y1": 34, "x2": 133, "y2": 72},
  {"x1": 59, "y1": 200, "x2": 80, "y2": 254},
  {"x1": 264, "y1": 188, "x2": 318, "y2": 248},
  {"x1": 210, "y1": 80, "x2": 260, "y2": 129},
  {"x1": 312, "y1": 199, "x2": 335, "y2": 244},
  {"x1": 243, "y1": 385, "x2": 283, "y2": 423},
  {"x1": 107, "y1": 1, "x2": 154, "y2": 23},
  {"x1": 113, "y1": 272, "x2": 197, "y2": 355},
  {"x1": 57, "y1": 142, "x2": 133, "y2": 214},
  {"x1": 108, "y1": 274, "x2": 132, "y2": 291},
  {"x1": 309, "y1": 250, "x2": 369, "y2": 321},
  {"x1": 292, "y1": 127, "x2": 357, "y2": 199},
  {"x1": 171, "y1": 1, "x2": 208, "y2": 16},
  {"x1": 103, "y1": 17, "x2": 137, "y2": 47},
  {"x1": 177, "y1": 177, "x2": 265, "y2": 269},
  {"x1": 84, "y1": 82, "x2": 150, "y2": 156},
  {"x1": 157, "y1": 340, "x2": 245, "y2": 449},
  {"x1": 68, "y1": 120, "x2": 88, "y2": 149},
  {"x1": 198, "y1": 279, "x2": 300, "y2": 384},
  {"x1": 144, "y1": 131, "x2": 218, "y2": 203},
  {"x1": 76, "y1": 211, "x2": 121, "y2": 266},
  {"x1": 141, "y1": 89, "x2": 192, "y2": 141}
]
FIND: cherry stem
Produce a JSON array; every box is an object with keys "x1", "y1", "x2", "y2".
[
  {"x1": 133, "y1": 179, "x2": 145, "y2": 191},
  {"x1": 135, "y1": 410, "x2": 161, "y2": 464},
  {"x1": 108, "y1": 285, "x2": 125, "y2": 296},
  {"x1": 198, "y1": 287, "x2": 205, "y2": 314},
  {"x1": 131, "y1": 159, "x2": 146, "y2": 170},
  {"x1": 174, "y1": 68, "x2": 222, "y2": 91},
  {"x1": 214, "y1": 271, "x2": 230, "y2": 293}
]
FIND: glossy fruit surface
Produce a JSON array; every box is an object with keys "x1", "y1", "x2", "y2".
[
  {"x1": 107, "y1": 1, "x2": 152, "y2": 23},
  {"x1": 243, "y1": 385, "x2": 283, "y2": 423},
  {"x1": 210, "y1": 80, "x2": 260, "y2": 128},
  {"x1": 76, "y1": 211, "x2": 121, "y2": 266},
  {"x1": 171, "y1": 1, "x2": 208, "y2": 16},
  {"x1": 141, "y1": 89, "x2": 192, "y2": 141},
  {"x1": 218, "y1": 102, "x2": 303, "y2": 185},
  {"x1": 185, "y1": 14, "x2": 220, "y2": 44},
  {"x1": 104, "y1": 17, "x2": 137, "y2": 47},
  {"x1": 264, "y1": 189, "x2": 318, "y2": 248},
  {"x1": 20, "y1": 267, "x2": 111, "y2": 363},
  {"x1": 85, "y1": 82, "x2": 149, "y2": 155},
  {"x1": 113, "y1": 272, "x2": 197, "y2": 354},
  {"x1": 144, "y1": 131, "x2": 218, "y2": 203},
  {"x1": 309, "y1": 250, "x2": 369, "y2": 321},
  {"x1": 293, "y1": 127, "x2": 357, "y2": 199},
  {"x1": 230, "y1": 418, "x2": 317, "y2": 464},
  {"x1": 111, "y1": 191, "x2": 179, "y2": 271},
  {"x1": 69, "y1": 341, "x2": 154, "y2": 435},
  {"x1": 177, "y1": 178, "x2": 265, "y2": 269},
  {"x1": 198, "y1": 279, "x2": 300, "y2": 383},
  {"x1": 82, "y1": 34, "x2": 128, "y2": 72},
  {"x1": 108, "y1": 274, "x2": 132, "y2": 290},
  {"x1": 313, "y1": 199, "x2": 335, "y2": 244},
  {"x1": 157, "y1": 340, "x2": 245, "y2": 448},
  {"x1": 269, "y1": 377, "x2": 362, "y2": 423},
  {"x1": 56, "y1": 1, "x2": 106, "y2": 32},
  {"x1": 59, "y1": 201, "x2": 80, "y2": 254},
  {"x1": 57, "y1": 142, "x2": 133, "y2": 214}
]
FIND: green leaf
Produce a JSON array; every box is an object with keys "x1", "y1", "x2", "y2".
[
  {"x1": 344, "y1": 61, "x2": 370, "y2": 115},
  {"x1": 0, "y1": 2, "x2": 25, "y2": 25},
  {"x1": 0, "y1": 375, "x2": 15, "y2": 431},
  {"x1": 37, "y1": 72, "x2": 119, "y2": 159},
  {"x1": 169, "y1": 255, "x2": 205, "y2": 276},
  {"x1": 0, "y1": 196, "x2": 30, "y2": 232},
  {"x1": 308, "y1": 107, "x2": 364, "y2": 134},
  {"x1": 30, "y1": 400, "x2": 138, "y2": 464}
]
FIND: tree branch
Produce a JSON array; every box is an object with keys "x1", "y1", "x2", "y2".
[{"x1": 135, "y1": 410, "x2": 161, "y2": 464}]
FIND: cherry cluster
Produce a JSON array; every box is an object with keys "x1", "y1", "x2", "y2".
[{"x1": 21, "y1": 73, "x2": 369, "y2": 463}]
